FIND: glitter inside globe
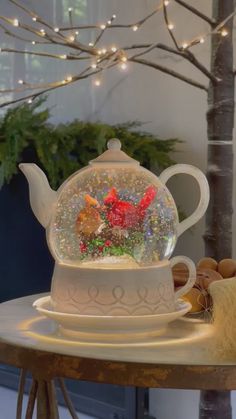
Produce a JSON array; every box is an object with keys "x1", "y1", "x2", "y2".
[{"x1": 48, "y1": 140, "x2": 178, "y2": 268}]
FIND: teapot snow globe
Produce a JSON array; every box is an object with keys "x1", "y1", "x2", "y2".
[{"x1": 20, "y1": 139, "x2": 209, "y2": 341}]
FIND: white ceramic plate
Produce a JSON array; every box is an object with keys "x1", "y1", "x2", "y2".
[{"x1": 33, "y1": 296, "x2": 191, "y2": 343}]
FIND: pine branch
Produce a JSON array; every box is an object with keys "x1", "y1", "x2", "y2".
[
  {"x1": 129, "y1": 57, "x2": 208, "y2": 91},
  {"x1": 174, "y1": 0, "x2": 215, "y2": 27}
]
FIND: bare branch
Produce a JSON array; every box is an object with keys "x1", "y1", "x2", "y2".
[
  {"x1": 174, "y1": 0, "x2": 215, "y2": 27},
  {"x1": 1, "y1": 48, "x2": 90, "y2": 60},
  {"x1": 163, "y1": 1, "x2": 180, "y2": 50},
  {"x1": 129, "y1": 57, "x2": 208, "y2": 92},
  {"x1": 184, "y1": 50, "x2": 218, "y2": 84}
]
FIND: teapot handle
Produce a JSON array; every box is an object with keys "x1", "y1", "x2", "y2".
[{"x1": 159, "y1": 164, "x2": 209, "y2": 237}]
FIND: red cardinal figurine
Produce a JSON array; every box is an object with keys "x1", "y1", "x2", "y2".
[{"x1": 104, "y1": 186, "x2": 157, "y2": 229}]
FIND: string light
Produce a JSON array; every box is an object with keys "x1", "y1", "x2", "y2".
[
  {"x1": 69, "y1": 35, "x2": 75, "y2": 42},
  {"x1": 75, "y1": 31, "x2": 79, "y2": 35},
  {"x1": 101, "y1": 48, "x2": 107, "y2": 54},
  {"x1": 111, "y1": 46, "x2": 117, "y2": 52},
  {"x1": 54, "y1": 27, "x2": 59, "y2": 32},
  {"x1": 40, "y1": 29, "x2": 45, "y2": 36},
  {"x1": 94, "y1": 79, "x2": 101, "y2": 87},
  {"x1": 168, "y1": 23, "x2": 174, "y2": 30},
  {"x1": 132, "y1": 25, "x2": 138, "y2": 32},
  {"x1": 91, "y1": 63, "x2": 97, "y2": 69},
  {"x1": 112, "y1": 14, "x2": 117, "y2": 19},
  {"x1": 121, "y1": 56, "x2": 127, "y2": 62},
  {"x1": 68, "y1": 7, "x2": 73, "y2": 12},
  {"x1": 164, "y1": 0, "x2": 170, "y2": 5},
  {"x1": 107, "y1": 20, "x2": 112, "y2": 25},
  {"x1": 28, "y1": 98, "x2": 33, "y2": 104},
  {"x1": 200, "y1": 37, "x2": 205, "y2": 44},
  {"x1": 182, "y1": 42, "x2": 188, "y2": 49},
  {"x1": 13, "y1": 19, "x2": 19, "y2": 27},
  {"x1": 32, "y1": 17, "x2": 37, "y2": 22},
  {"x1": 97, "y1": 50, "x2": 102, "y2": 55},
  {"x1": 60, "y1": 54, "x2": 67, "y2": 59},
  {"x1": 31, "y1": 41, "x2": 36, "y2": 45},
  {"x1": 18, "y1": 79, "x2": 24, "y2": 84},
  {"x1": 120, "y1": 62, "x2": 127, "y2": 70},
  {"x1": 221, "y1": 28, "x2": 228, "y2": 37},
  {"x1": 66, "y1": 75, "x2": 73, "y2": 82},
  {"x1": 100, "y1": 24, "x2": 106, "y2": 30},
  {"x1": 89, "y1": 42, "x2": 94, "y2": 47}
]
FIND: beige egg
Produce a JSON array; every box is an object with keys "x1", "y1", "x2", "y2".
[
  {"x1": 196, "y1": 268, "x2": 223, "y2": 290},
  {"x1": 197, "y1": 257, "x2": 218, "y2": 271},
  {"x1": 182, "y1": 287, "x2": 207, "y2": 313},
  {"x1": 218, "y1": 259, "x2": 236, "y2": 278}
]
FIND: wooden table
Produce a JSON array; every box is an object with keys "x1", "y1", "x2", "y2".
[{"x1": 0, "y1": 294, "x2": 235, "y2": 418}]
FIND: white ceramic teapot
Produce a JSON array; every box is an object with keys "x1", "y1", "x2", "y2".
[{"x1": 20, "y1": 138, "x2": 209, "y2": 317}]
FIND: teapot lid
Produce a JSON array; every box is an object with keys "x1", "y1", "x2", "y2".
[{"x1": 90, "y1": 138, "x2": 139, "y2": 166}]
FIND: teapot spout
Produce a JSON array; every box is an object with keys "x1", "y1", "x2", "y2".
[{"x1": 19, "y1": 163, "x2": 57, "y2": 228}]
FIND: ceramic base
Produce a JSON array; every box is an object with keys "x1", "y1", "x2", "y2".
[{"x1": 33, "y1": 296, "x2": 191, "y2": 343}]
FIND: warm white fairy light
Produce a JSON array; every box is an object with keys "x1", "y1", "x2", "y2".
[
  {"x1": 101, "y1": 48, "x2": 107, "y2": 54},
  {"x1": 60, "y1": 54, "x2": 67, "y2": 59},
  {"x1": 168, "y1": 23, "x2": 174, "y2": 30},
  {"x1": 200, "y1": 37, "x2": 205, "y2": 44},
  {"x1": 28, "y1": 98, "x2": 33, "y2": 104},
  {"x1": 54, "y1": 27, "x2": 59, "y2": 32},
  {"x1": 68, "y1": 7, "x2": 73, "y2": 12},
  {"x1": 164, "y1": 0, "x2": 170, "y2": 5},
  {"x1": 75, "y1": 31, "x2": 79, "y2": 35},
  {"x1": 132, "y1": 25, "x2": 138, "y2": 32},
  {"x1": 182, "y1": 42, "x2": 188, "y2": 49},
  {"x1": 100, "y1": 24, "x2": 106, "y2": 30},
  {"x1": 40, "y1": 29, "x2": 45, "y2": 36},
  {"x1": 31, "y1": 41, "x2": 36, "y2": 45},
  {"x1": 66, "y1": 75, "x2": 73, "y2": 82},
  {"x1": 221, "y1": 28, "x2": 228, "y2": 37},
  {"x1": 94, "y1": 79, "x2": 101, "y2": 87},
  {"x1": 13, "y1": 19, "x2": 19, "y2": 27},
  {"x1": 112, "y1": 14, "x2": 117, "y2": 19},
  {"x1": 32, "y1": 17, "x2": 37, "y2": 22},
  {"x1": 107, "y1": 20, "x2": 112, "y2": 25},
  {"x1": 120, "y1": 62, "x2": 127, "y2": 70},
  {"x1": 18, "y1": 79, "x2": 24, "y2": 84},
  {"x1": 69, "y1": 35, "x2": 75, "y2": 42},
  {"x1": 111, "y1": 46, "x2": 117, "y2": 52},
  {"x1": 121, "y1": 56, "x2": 127, "y2": 62},
  {"x1": 89, "y1": 42, "x2": 94, "y2": 47},
  {"x1": 97, "y1": 50, "x2": 102, "y2": 55},
  {"x1": 91, "y1": 63, "x2": 97, "y2": 69}
]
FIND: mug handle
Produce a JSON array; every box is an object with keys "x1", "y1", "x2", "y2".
[
  {"x1": 159, "y1": 164, "x2": 209, "y2": 237},
  {"x1": 170, "y1": 256, "x2": 196, "y2": 302}
]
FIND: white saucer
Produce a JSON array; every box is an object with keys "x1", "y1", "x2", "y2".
[{"x1": 33, "y1": 296, "x2": 191, "y2": 343}]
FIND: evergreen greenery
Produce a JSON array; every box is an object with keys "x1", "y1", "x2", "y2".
[{"x1": 0, "y1": 97, "x2": 180, "y2": 189}]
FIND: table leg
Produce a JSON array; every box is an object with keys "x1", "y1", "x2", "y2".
[
  {"x1": 25, "y1": 379, "x2": 38, "y2": 419},
  {"x1": 199, "y1": 390, "x2": 232, "y2": 419},
  {"x1": 16, "y1": 369, "x2": 27, "y2": 419},
  {"x1": 58, "y1": 378, "x2": 79, "y2": 419},
  {"x1": 36, "y1": 379, "x2": 59, "y2": 419}
]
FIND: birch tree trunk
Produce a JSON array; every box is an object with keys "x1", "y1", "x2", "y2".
[
  {"x1": 204, "y1": 0, "x2": 235, "y2": 260},
  {"x1": 201, "y1": 1, "x2": 235, "y2": 418}
]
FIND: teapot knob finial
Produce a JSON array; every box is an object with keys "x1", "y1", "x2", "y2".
[{"x1": 107, "y1": 138, "x2": 121, "y2": 151}]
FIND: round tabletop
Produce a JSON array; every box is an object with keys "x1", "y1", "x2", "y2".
[{"x1": 0, "y1": 293, "x2": 235, "y2": 390}]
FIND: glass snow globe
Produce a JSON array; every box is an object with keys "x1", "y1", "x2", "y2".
[{"x1": 49, "y1": 139, "x2": 178, "y2": 268}]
